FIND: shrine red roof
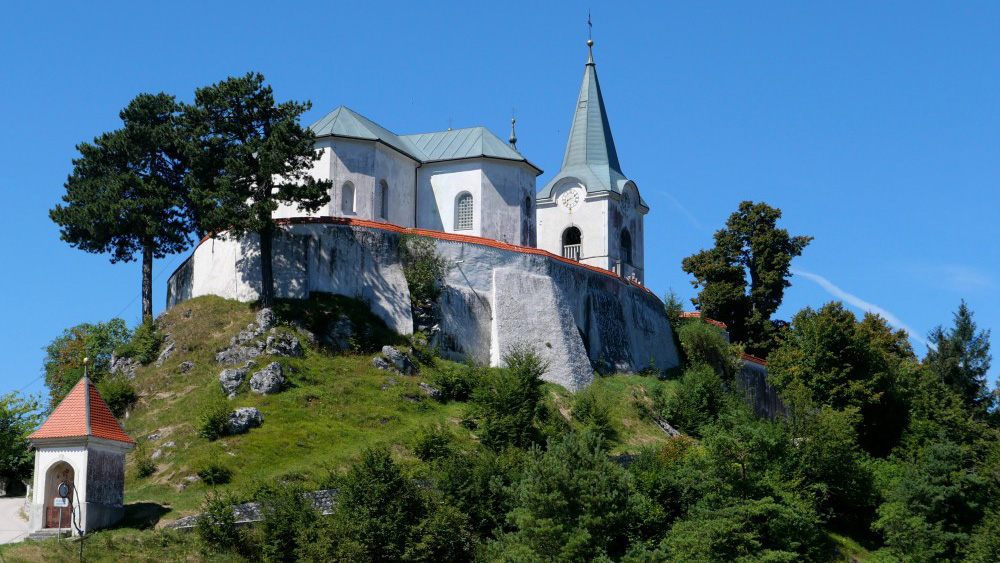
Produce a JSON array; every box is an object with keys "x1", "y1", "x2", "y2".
[{"x1": 28, "y1": 377, "x2": 135, "y2": 445}]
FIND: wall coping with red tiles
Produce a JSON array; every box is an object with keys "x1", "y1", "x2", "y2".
[{"x1": 187, "y1": 216, "x2": 654, "y2": 296}]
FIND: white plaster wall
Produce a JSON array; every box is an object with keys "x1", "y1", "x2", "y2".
[
  {"x1": 30, "y1": 447, "x2": 87, "y2": 533},
  {"x1": 479, "y1": 160, "x2": 537, "y2": 246},
  {"x1": 373, "y1": 144, "x2": 417, "y2": 227},
  {"x1": 273, "y1": 140, "x2": 335, "y2": 220},
  {"x1": 417, "y1": 161, "x2": 483, "y2": 236},
  {"x1": 609, "y1": 183, "x2": 646, "y2": 284},
  {"x1": 537, "y1": 180, "x2": 611, "y2": 270}
]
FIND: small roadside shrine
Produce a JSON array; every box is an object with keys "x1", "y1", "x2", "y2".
[{"x1": 26, "y1": 375, "x2": 135, "y2": 536}]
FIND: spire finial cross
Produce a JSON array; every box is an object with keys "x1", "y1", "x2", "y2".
[{"x1": 587, "y1": 11, "x2": 595, "y2": 62}]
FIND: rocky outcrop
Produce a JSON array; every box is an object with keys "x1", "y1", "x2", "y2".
[
  {"x1": 227, "y1": 407, "x2": 262, "y2": 435},
  {"x1": 109, "y1": 354, "x2": 140, "y2": 379},
  {"x1": 178, "y1": 361, "x2": 195, "y2": 374},
  {"x1": 219, "y1": 369, "x2": 247, "y2": 398},
  {"x1": 250, "y1": 362, "x2": 284, "y2": 395},
  {"x1": 155, "y1": 341, "x2": 176, "y2": 367},
  {"x1": 265, "y1": 333, "x2": 301, "y2": 358},
  {"x1": 215, "y1": 313, "x2": 302, "y2": 366},
  {"x1": 372, "y1": 346, "x2": 416, "y2": 375}
]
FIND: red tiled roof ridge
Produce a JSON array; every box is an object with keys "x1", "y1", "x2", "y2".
[
  {"x1": 741, "y1": 353, "x2": 768, "y2": 367},
  {"x1": 29, "y1": 377, "x2": 135, "y2": 445},
  {"x1": 679, "y1": 311, "x2": 728, "y2": 330},
  {"x1": 190, "y1": 217, "x2": 655, "y2": 296}
]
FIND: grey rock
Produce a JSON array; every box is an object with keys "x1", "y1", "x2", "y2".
[
  {"x1": 256, "y1": 309, "x2": 276, "y2": 331},
  {"x1": 265, "y1": 333, "x2": 302, "y2": 357},
  {"x1": 227, "y1": 407, "x2": 263, "y2": 435},
  {"x1": 381, "y1": 346, "x2": 416, "y2": 375},
  {"x1": 291, "y1": 320, "x2": 316, "y2": 344},
  {"x1": 250, "y1": 362, "x2": 284, "y2": 395},
  {"x1": 147, "y1": 432, "x2": 162, "y2": 442},
  {"x1": 325, "y1": 315, "x2": 354, "y2": 351},
  {"x1": 178, "y1": 361, "x2": 195, "y2": 374},
  {"x1": 219, "y1": 369, "x2": 247, "y2": 398},
  {"x1": 110, "y1": 354, "x2": 140, "y2": 379},
  {"x1": 152, "y1": 449, "x2": 164, "y2": 460},
  {"x1": 155, "y1": 341, "x2": 176, "y2": 367},
  {"x1": 372, "y1": 356, "x2": 393, "y2": 372},
  {"x1": 418, "y1": 382, "x2": 441, "y2": 399},
  {"x1": 183, "y1": 308, "x2": 193, "y2": 319},
  {"x1": 215, "y1": 340, "x2": 264, "y2": 366},
  {"x1": 163, "y1": 441, "x2": 175, "y2": 448}
]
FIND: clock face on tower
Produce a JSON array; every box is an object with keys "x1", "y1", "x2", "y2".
[
  {"x1": 559, "y1": 187, "x2": 584, "y2": 213},
  {"x1": 620, "y1": 190, "x2": 632, "y2": 212}
]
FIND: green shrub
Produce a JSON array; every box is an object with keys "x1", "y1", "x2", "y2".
[
  {"x1": 115, "y1": 320, "x2": 165, "y2": 365},
  {"x1": 573, "y1": 387, "x2": 617, "y2": 442},
  {"x1": 199, "y1": 400, "x2": 230, "y2": 441},
  {"x1": 96, "y1": 375, "x2": 138, "y2": 417},
  {"x1": 431, "y1": 363, "x2": 480, "y2": 402},
  {"x1": 399, "y1": 235, "x2": 449, "y2": 307},
  {"x1": 197, "y1": 462, "x2": 233, "y2": 485},
  {"x1": 678, "y1": 320, "x2": 743, "y2": 379},
  {"x1": 413, "y1": 425, "x2": 455, "y2": 462},
  {"x1": 469, "y1": 346, "x2": 547, "y2": 450},
  {"x1": 133, "y1": 443, "x2": 157, "y2": 478},
  {"x1": 254, "y1": 481, "x2": 318, "y2": 563},
  {"x1": 196, "y1": 490, "x2": 245, "y2": 553},
  {"x1": 661, "y1": 365, "x2": 726, "y2": 436}
]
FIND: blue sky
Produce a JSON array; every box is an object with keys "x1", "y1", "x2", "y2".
[{"x1": 2, "y1": 1, "x2": 997, "y2": 397}]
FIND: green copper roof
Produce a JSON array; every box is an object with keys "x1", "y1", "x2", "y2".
[
  {"x1": 309, "y1": 107, "x2": 539, "y2": 173},
  {"x1": 538, "y1": 45, "x2": 643, "y2": 204}
]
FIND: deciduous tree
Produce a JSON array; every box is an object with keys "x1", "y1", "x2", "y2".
[
  {"x1": 182, "y1": 73, "x2": 331, "y2": 307},
  {"x1": 50, "y1": 93, "x2": 192, "y2": 321},
  {"x1": 0, "y1": 393, "x2": 42, "y2": 485},
  {"x1": 681, "y1": 201, "x2": 812, "y2": 356}
]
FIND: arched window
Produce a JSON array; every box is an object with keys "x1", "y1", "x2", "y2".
[
  {"x1": 562, "y1": 226, "x2": 582, "y2": 261},
  {"x1": 379, "y1": 180, "x2": 389, "y2": 220},
  {"x1": 523, "y1": 195, "x2": 532, "y2": 217},
  {"x1": 341, "y1": 182, "x2": 355, "y2": 214},
  {"x1": 620, "y1": 229, "x2": 633, "y2": 265},
  {"x1": 455, "y1": 192, "x2": 473, "y2": 231}
]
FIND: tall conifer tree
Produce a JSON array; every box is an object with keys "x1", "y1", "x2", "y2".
[
  {"x1": 50, "y1": 93, "x2": 192, "y2": 321},
  {"x1": 182, "y1": 73, "x2": 331, "y2": 307},
  {"x1": 924, "y1": 301, "x2": 993, "y2": 415}
]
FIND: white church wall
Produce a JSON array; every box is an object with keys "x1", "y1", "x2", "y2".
[
  {"x1": 273, "y1": 140, "x2": 335, "y2": 220},
  {"x1": 328, "y1": 137, "x2": 376, "y2": 219},
  {"x1": 167, "y1": 222, "x2": 680, "y2": 385},
  {"x1": 479, "y1": 160, "x2": 537, "y2": 246},
  {"x1": 373, "y1": 144, "x2": 417, "y2": 227},
  {"x1": 416, "y1": 161, "x2": 483, "y2": 236},
  {"x1": 29, "y1": 446, "x2": 87, "y2": 533}
]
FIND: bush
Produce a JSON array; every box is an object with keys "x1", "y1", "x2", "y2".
[
  {"x1": 431, "y1": 363, "x2": 481, "y2": 402},
  {"x1": 573, "y1": 387, "x2": 617, "y2": 442},
  {"x1": 254, "y1": 481, "x2": 318, "y2": 563},
  {"x1": 134, "y1": 443, "x2": 157, "y2": 478},
  {"x1": 660, "y1": 365, "x2": 725, "y2": 436},
  {"x1": 469, "y1": 346, "x2": 547, "y2": 450},
  {"x1": 196, "y1": 462, "x2": 233, "y2": 485},
  {"x1": 196, "y1": 490, "x2": 245, "y2": 554},
  {"x1": 199, "y1": 401, "x2": 230, "y2": 441},
  {"x1": 115, "y1": 321, "x2": 165, "y2": 365},
  {"x1": 677, "y1": 320, "x2": 743, "y2": 379},
  {"x1": 96, "y1": 375, "x2": 138, "y2": 417},
  {"x1": 399, "y1": 235, "x2": 449, "y2": 307},
  {"x1": 413, "y1": 425, "x2": 455, "y2": 462}
]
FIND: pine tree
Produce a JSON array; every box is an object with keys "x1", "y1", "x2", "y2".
[
  {"x1": 924, "y1": 300, "x2": 993, "y2": 415},
  {"x1": 50, "y1": 93, "x2": 192, "y2": 321},
  {"x1": 182, "y1": 72, "x2": 331, "y2": 307}
]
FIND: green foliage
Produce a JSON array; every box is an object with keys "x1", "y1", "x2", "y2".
[
  {"x1": 963, "y1": 507, "x2": 1000, "y2": 563},
  {"x1": 196, "y1": 462, "x2": 233, "y2": 485},
  {"x1": 115, "y1": 320, "x2": 165, "y2": 365},
  {"x1": 681, "y1": 201, "x2": 812, "y2": 356},
  {"x1": 96, "y1": 374, "x2": 138, "y2": 417},
  {"x1": 0, "y1": 392, "x2": 42, "y2": 483},
  {"x1": 663, "y1": 289, "x2": 684, "y2": 329},
  {"x1": 678, "y1": 320, "x2": 745, "y2": 379},
  {"x1": 272, "y1": 292, "x2": 402, "y2": 354},
  {"x1": 661, "y1": 365, "x2": 726, "y2": 436},
  {"x1": 196, "y1": 490, "x2": 246, "y2": 554},
  {"x1": 198, "y1": 400, "x2": 231, "y2": 441},
  {"x1": 253, "y1": 480, "x2": 318, "y2": 563},
  {"x1": 485, "y1": 431, "x2": 641, "y2": 562},
  {"x1": 430, "y1": 362, "x2": 481, "y2": 402},
  {"x1": 573, "y1": 386, "x2": 617, "y2": 442},
  {"x1": 42, "y1": 318, "x2": 131, "y2": 407},
  {"x1": 469, "y1": 346, "x2": 547, "y2": 450},
  {"x1": 183, "y1": 72, "x2": 331, "y2": 305},
  {"x1": 435, "y1": 448, "x2": 525, "y2": 539},
  {"x1": 133, "y1": 442, "x2": 157, "y2": 478},
  {"x1": 297, "y1": 448, "x2": 474, "y2": 563},
  {"x1": 50, "y1": 92, "x2": 193, "y2": 320},
  {"x1": 872, "y1": 439, "x2": 986, "y2": 562},
  {"x1": 924, "y1": 300, "x2": 993, "y2": 416},
  {"x1": 412, "y1": 425, "x2": 455, "y2": 462},
  {"x1": 768, "y1": 302, "x2": 915, "y2": 456},
  {"x1": 399, "y1": 235, "x2": 450, "y2": 308}
]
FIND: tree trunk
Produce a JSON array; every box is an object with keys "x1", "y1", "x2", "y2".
[
  {"x1": 259, "y1": 227, "x2": 274, "y2": 307},
  {"x1": 142, "y1": 245, "x2": 153, "y2": 323}
]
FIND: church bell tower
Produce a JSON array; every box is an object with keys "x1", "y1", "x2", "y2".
[{"x1": 535, "y1": 38, "x2": 648, "y2": 283}]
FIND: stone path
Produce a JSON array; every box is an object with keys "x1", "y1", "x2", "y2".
[{"x1": 0, "y1": 497, "x2": 29, "y2": 544}]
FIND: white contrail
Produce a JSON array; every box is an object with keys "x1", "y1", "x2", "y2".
[
  {"x1": 792, "y1": 268, "x2": 930, "y2": 348},
  {"x1": 659, "y1": 191, "x2": 709, "y2": 233}
]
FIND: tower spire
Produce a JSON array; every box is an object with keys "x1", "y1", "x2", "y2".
[{"x1": 509, "y1": 117, "x2": 517, "y2": 149}]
